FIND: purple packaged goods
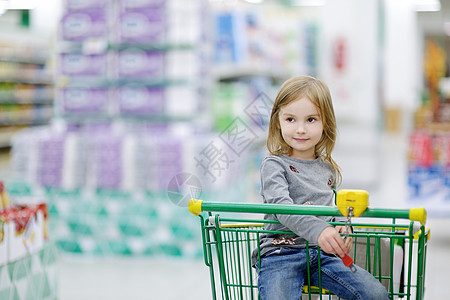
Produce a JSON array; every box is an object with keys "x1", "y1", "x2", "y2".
[
  {"x1": 98, "y1": 152, "x2": 122, "y2": 164},
  {"x1": 120, "y1": 0, "x2": 165, "y2": 10},
  {"x1": 60, "y1": 88, "x2": 110, "y2": 114},
  {"x1": 40, "y1": 151, "x2": 64, "y2": 161},
  {"x1": 40, "y1": 172, "x2": 63, "y2": 187},
  {"x1": 158, "y1": 165, "x2": 183, "y2": 191},
  {"x1": 38, "y1": 136, "x2": 66, "y2": 187},
  {"x1": 97, "y1": 164, "x2": 122, "y2": 174},
  {"x1": 81, "y1": 122, "x2": 113, "y2": 133},
  {"x1": 117, "y1": 49, "x2": 165, "y2": 78},
  {"x1": 97, "y1": 176, "x2": 122, "y2": 189},
  {"x1": 60, "y1": 53, "x2": 107, "y2": 76},
  {"x1": 117, "y1": 87, "x2": 164, "y2": 115},
  {"x1": 65, "y1": 0, "x2": 109, "y2": 11},
  {"x1": 94, "y1": 136, "x2": 123, "y2": 189},
  {"x1": 61, "y1": 9, "x2": 108, "y2": 41},
  {"x1": 118, "y1": 9, "x2": 166, "y2": 43}
]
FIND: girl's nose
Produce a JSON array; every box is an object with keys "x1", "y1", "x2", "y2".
[{"x1": 296, "y1": 123, "x2": 306, "y2": 133}]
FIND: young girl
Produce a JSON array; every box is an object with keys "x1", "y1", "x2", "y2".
[{"x1": 255, "y1": 76, "x2": 389, "y2": 299}]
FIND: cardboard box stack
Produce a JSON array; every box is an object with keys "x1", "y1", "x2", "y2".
[{"x1": 0, "y1": 181, "x2": 57, "y2": 300}]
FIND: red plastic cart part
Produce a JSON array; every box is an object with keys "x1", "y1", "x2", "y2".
[{"x1": 341, "y1": 254, "x2": 357, "y2": 273}]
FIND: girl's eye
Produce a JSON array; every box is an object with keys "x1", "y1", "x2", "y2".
[
  {"x1": 307, "y1": 117, "x2": 316, "y2": 123},
  {"x1": 286, "y1": 117, "x2": 294, "y2": 122}
]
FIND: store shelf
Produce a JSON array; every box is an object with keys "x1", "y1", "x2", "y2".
[
  {"x1": 213, "y1": 63, "x2": 285, "y2": 82},
  {"x1": 0, "y1": 43, "x2": 50, "y2": 64},
  {"x1": 0, "y1": 75, "x2": 52, "y2": 85},
  {"x1": 57, "y1": 114, "x2": 193, "y2": 123},
  {"x1": 56, "y1": 76, "x2": 192, "y2": 89},
  {"x1": 0, "y1": 127, "x2": 21, "y2": 148},
  {"x1": 111, "y1": 42, "x2": 197, "y2": 52},
  {"x1": 57, "y1": 40, "x2": 196, "y2": 54},
  {"x1": 426, "y1": 122, "x2": 450, "y2": 132},
  {"x1": 0, "y1": 96, "x2": 53, "y2": 108},
  {"x1": 0, "y1": 55, "x2": 49, "y2": 65},
  {"x1": 0, "y1": 39, "x2": 54, "y2": 147},
  {"x1": 0, "y1": 108, "x2": 53, "y2": 126}
]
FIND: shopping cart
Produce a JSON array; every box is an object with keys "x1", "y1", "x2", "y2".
[{"x1": 188, "y1": 190, "x2": 429, "y2": 300}]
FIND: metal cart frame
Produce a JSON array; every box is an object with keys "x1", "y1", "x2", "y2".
[{"x1": 188, "y1": 190, "x2": 429, "y2": 300}]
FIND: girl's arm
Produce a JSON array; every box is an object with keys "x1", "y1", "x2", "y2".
[
  {"x1": 261, "y1": 158, "x2": 334, "y2": 245},
  {"x1": 318, "y1": 226, "x2": 350, "y2": 257},
  {"x1": 335, "y1": 225, "x2": 353, "y2": 253}
]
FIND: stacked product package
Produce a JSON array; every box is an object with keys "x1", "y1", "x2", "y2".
[
  {"x1": 11, "y1": 124, "x2": 249, "y2": 192},
  {"x1": 0, "y1": 181, "x2": 57, "y2": 299},
  {"x1": 57, "y1": 0, "x2": 209, "y2": 119},
  {"x1": 10, "y1": 124, "x2": 250, "y2": 257},
  {"x1": 12, "y1": 126, "x2": 248, "y2": 193}
]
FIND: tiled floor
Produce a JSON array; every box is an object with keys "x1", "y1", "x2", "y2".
[
  {"x1": 2, "y1": 128, "x2": 449, "y2": 299},
  {"x1": 57, "y1": 256, "x2": 212, "y2": 300}
]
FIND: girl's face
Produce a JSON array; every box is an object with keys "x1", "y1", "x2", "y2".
[{"x1": 278, "y1": 97, "x2": 323, "y2": 160}]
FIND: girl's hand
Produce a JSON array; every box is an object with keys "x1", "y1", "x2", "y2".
[
  {"x1": 335, "y1": 225, "x2": 353, "y2": 253},
  {"x1": 317, "y1": 226, "x2": 347, "y2": 258}
]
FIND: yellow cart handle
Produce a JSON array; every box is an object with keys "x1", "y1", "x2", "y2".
[
  {"x1": 189, "y1": 199, "x2": 203, "y2": 216},
  {"x1": 409, "y1": 207, "x2": 427, "y2": 226},
  {"x1": 336, "y1": 189, "x2": 369, "y2": 217}
]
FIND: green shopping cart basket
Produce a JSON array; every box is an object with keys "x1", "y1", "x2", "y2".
[{"x1": 188, "y1": 190, "x2": 429, "y2": 300}]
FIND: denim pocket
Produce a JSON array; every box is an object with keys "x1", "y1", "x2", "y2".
[{"x1": 263, "y1": 248, "x2": 282, "y2": 258}]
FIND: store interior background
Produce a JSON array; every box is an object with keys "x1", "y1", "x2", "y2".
[{"x1": 0, "y1": 0, "x2": 449, "y2": 299}]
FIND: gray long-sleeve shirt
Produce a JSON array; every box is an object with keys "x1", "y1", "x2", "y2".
[{"x1": 252, "y1": 154, "x2": 345, "y2": 263}]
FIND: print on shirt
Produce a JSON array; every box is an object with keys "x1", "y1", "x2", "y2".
[
  {"x1": 289, "y1": 165, "x2": 299, "y2": 173},
  {"x1": 272, "y1": 237, "x2": 296, "y2": 246},
  {"x1": 328, "y1": 177, "x2": 335, "y2": 189}
]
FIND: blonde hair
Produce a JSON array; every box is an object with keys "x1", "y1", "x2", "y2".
[{"x1": 267, "y1": 75, "x2": 342, "y2": 186}]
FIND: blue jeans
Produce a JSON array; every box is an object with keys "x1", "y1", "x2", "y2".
[{"x1": 256, "y1": 247, "x2": 389, "y2": 300}]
